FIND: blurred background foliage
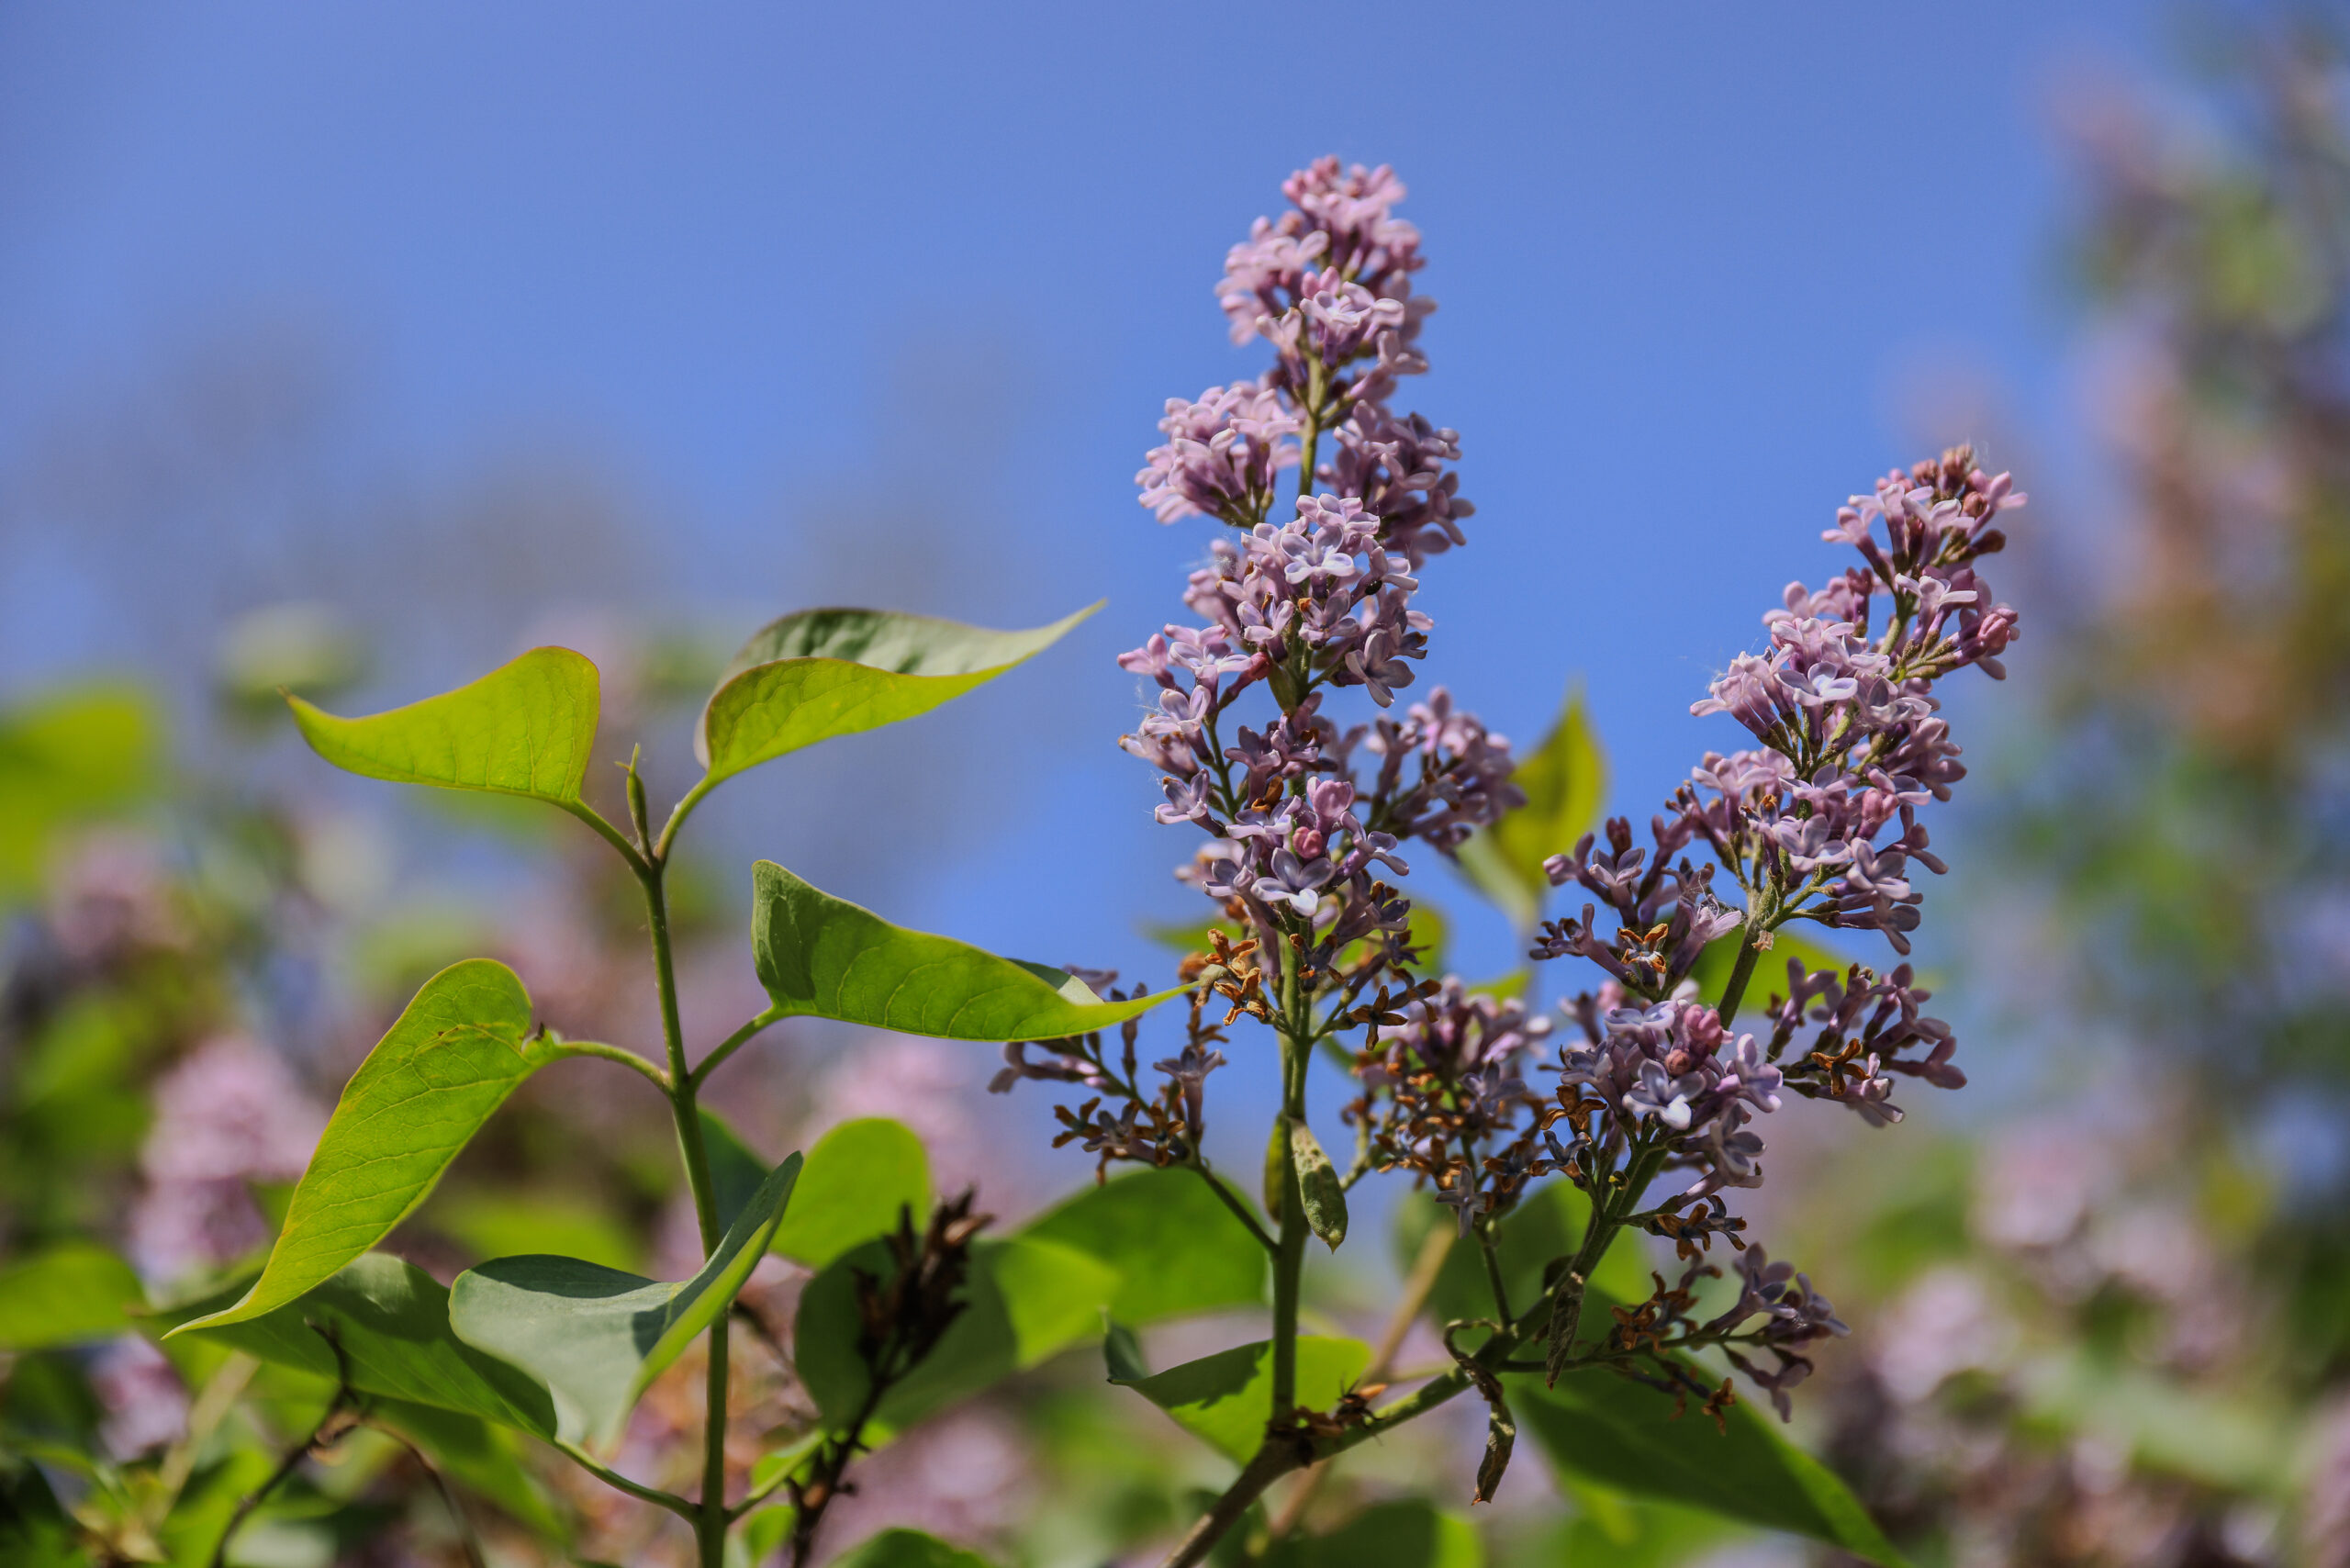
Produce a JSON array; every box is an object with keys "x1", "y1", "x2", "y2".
[{"x1": 10, "y1": 5, "x2": 2350, "y2": 1568}]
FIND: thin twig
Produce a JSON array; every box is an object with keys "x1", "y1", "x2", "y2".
[{"x1": 369, "y1": 1420, "x2": 488, "y2": 1568}]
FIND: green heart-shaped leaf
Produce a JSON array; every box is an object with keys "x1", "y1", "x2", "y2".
[
  {"x1": 287, "y1": 646, "x2": 599, "y2": 805},
  {"x1": 752, "y1": 860, "x2": 1180, "y2": 1039},
  {"x1": 697, "y1": 605, "x2": 1097, "y2": 784},
  {"x1": 1112, "y1": 1336, "x2": 1371, "y2": 1464},
  {"x1": 446, "y1": 1154, "x2": 802, "y2": 1446},
  {"x1": 171, "y1": 960, "x2": 554, "y2": 1336}
]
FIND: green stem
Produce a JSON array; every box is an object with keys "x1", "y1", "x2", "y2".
[
  {"x1": 688, "y1": 1005, "x2": 787, "y2": 1091},
  {"x1": 558, "y1": 799, "x2": 650, "y2": 878},
  {"x1": 636, "y1": 857, "x2": 731, "y2": 1566},
  {"x1": 1714, "y1": 924, "x2": 1767, "y2": 1023},
  {"x1": 1269, "y1": 939, "x2": 1310, "y2": 1422},
  {"x1": 552, "y1": 1038, "x2": 672, "y2": 1092}
]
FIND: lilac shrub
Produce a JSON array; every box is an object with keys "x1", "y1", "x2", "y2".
[{"x1": 990, "y1": 158, "x2": 2026, "y2": 1564}]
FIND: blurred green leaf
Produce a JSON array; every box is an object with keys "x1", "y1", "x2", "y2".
[
  {"x1": 770, "y1": 1118, "x2": 930, "y2": 1270},
  {"x1": 285, "y1": 646, "x2": 599, "y2": 806},
  {"x1": 152, "y1": 1253, "x2": 556, "y2": 1438},
  {"x1": 1112, "y1": 1336, "x2": 1369, "y2": 1464},
  {"x1": 1022, "y1": 1166, "x2": 1267, "y2": 1323},
  {"x1": 795, "y1": 1236, "x2": 1119, "y2": 1437},
  {"x1": 171, "y1": 960, "x2": 554, "y2": 1336},
  {"x1": 696, "y1": 605, "x2": 1096, "y2": 786},
  {"x1": 369, "y1": 1398, "x2": 565, "y2": 1540},
  {"x1": 216, "y1": 602, "x2": 366, "y2": 720},
  {"x1": 0, "y1": 1449, "x2": 87, "y2": 1566},
  {"x1": 830, "y1": 1529, "x2": 998, "y2": 1568},
  {"x1": 1263, "y1": 1499, "x2": 1482, "y2": 1568},
  {"x1": 428, "y1": 1191, "x2": 642, "y2": 1276},
  {"x1": 446, "y1": 1154, "x2": 801, "y2": 1445},
  {"x1": 0, "y1": 683, "x2": 159, "y2": 902},
  {"x1": 1457, "y1": 687, "x2": 1606, "y2": 930},
  {"x1": 752, "y1": 860, "x2": 1180, "y2": 1039},
  {"x1": 0, "y1": 1244, "x2": 146, "y2": 1351},
  {"x1": 1518, "y1": 1367, "x2": 1904, "y2": 1565},
  {"x1": 1546, "y1": 1480, "x2": 1734, "y2": 1567}
]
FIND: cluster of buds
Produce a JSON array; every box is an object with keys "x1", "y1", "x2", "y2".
[
  {"x1": 1545, "y1": 992, "x2": 1784, "y2": 1201},
  {"x1": 1348, "y1": 979, "x2": 1553, "y2": 1233}
]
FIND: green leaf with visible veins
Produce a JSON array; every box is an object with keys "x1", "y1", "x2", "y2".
[
  {"x1": 149, "y1": 1253, "x2": 557, "y2": 1438},
  {"x1": 696, "y1": 604, "x2": 1097, "y2": 784},
  {"x1": 1112, "y1": 1336, "x2": 1371, "y2": 1464},
  {"x1": 769, "y1": 1117, "x2": 930, "y2": 1270},
  {"x1": 169, "y1": 960, "x2": 555, "y2": 1336},
  {"x1": 1457, "y1": 684, "x2": 1606, "y2": 930},
  {"x1": 752, "y1": 860, "x2": 1180, "y2": 1039},
  {"x1": 286, "y1": 646, "x2": 599, "y2": 805},
  {"x1": 446, "y1": 1154, "x2": 802, "y2": 1445},
  {"x1": 0, "y1": 1243, "x2": 146, "y2": 1350}
]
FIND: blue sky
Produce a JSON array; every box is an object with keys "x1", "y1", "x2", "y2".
[{"x1": 0, "y1": 4, "x2": 2163, "y2": 1072}]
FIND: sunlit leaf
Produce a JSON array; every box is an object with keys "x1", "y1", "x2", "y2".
[
  {"x1": 1113, "y1": 1336, "x2": 1370, "y2": 1464},
  {"x1": 171, "y1": 960, "x2": 555, "y2": 1335},
  {"x1": 1262, "y1": 1499, "x2": 1483, "y2": 1568},
  {"x1": 447, "y1": 1155, "x2": 801, "y2": 1446},
  {"x1": 753, "y1": 860, "x2": 1180, "y2": 1039},
  {"x1": 697, "y1": 605, "x2": 1097, "y2": 784},
  {"x1": 285, "y1": 646, "x2": 599, "y2": 805},
  {"x1": 1517, "y1": 1366, "x2": 1906, "y2": 1566},
  {"x1": 795, "y1": 1236, "x2": 1119, "y2": 1436},
  {"x1": 770, "y1": 1118, "x2": 931, "y2": 1270},
  {"x1": 1022, "y1": 1166, "x2": 1266, "y2": 1323},
  {"x1": 1457, "y1": 686, "x2": 1606, "y2": 929},
  {"x1": 0, "y1": 1244, "x2": 145, "y2": 1351},
  {"x1": 830, "y1": 1529, "x2": 999, "y2": 1568},
  {"x1": 151, "y1": 1253, "x2": 556, "y2": 1438}
]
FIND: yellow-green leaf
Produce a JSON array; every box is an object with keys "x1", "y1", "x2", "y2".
[
  {"x1": 770, "y1": 1118, "x2": 931, "y2": 1270},
  {"x1": 286, "y1": 646, "x2": 599, "y2": 805},
  {"x1": 753, "y1": 860, "x2": 1180, "y2": 1039},
  {"x1": 170, "y1": 960, "x2": 554, "y2": 1336},
  {"x1": 697, "y1": 605, "x2": 1096, "y2": 785}
]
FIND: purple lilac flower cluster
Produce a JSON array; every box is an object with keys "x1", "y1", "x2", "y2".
[
  {"x1": 1534, "y1": 449, "x2": 2021, "y2": 1201},
  {"x1": 1117, "y1": 161, "x2": 1515, "y2": 984}
]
